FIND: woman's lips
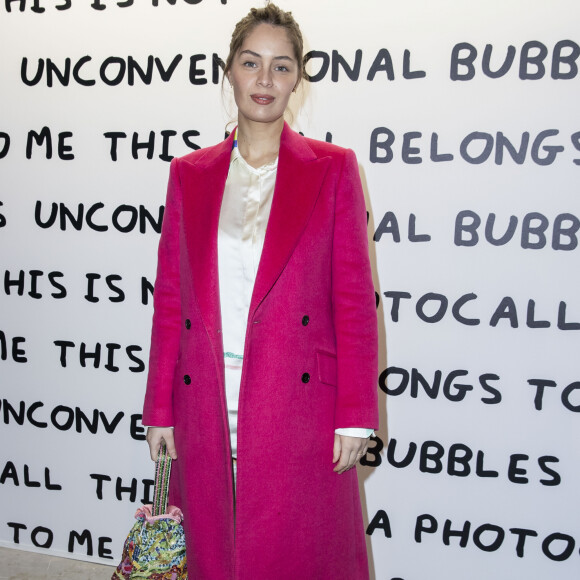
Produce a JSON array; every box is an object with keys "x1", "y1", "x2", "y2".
[{"x1": 251, "y1": 94, "x2": 274, "y2": 105}]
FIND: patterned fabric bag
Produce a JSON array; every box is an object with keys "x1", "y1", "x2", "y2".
[{"x1": 112, "y1": 444, "x2": 187, "y2": 579}]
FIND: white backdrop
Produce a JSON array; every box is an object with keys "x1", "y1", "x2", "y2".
[{"x1": 1, "y1": 1, "x2": 579, "y2": 579}]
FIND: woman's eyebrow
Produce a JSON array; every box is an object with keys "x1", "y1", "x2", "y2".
[{"x1": 239, "y1": 49, "x2": 295, "y2": 62}]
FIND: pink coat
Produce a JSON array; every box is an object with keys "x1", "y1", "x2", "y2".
[{"x1": 143, "y1": 123, "x2": 379, "y2": 579}]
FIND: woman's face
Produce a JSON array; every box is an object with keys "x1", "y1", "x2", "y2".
[{"x1": 228, "y1": 23, "x2": 300, "y2": 127}]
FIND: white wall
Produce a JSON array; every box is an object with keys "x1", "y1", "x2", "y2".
[{"x1": 1, "y1": 1, "x2": 579, "y2": 578}]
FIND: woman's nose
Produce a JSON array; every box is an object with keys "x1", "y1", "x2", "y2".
[{"x1": 257, "y1": 68, "x2": 273, "y2": 87}]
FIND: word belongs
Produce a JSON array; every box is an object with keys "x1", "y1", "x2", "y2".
[{"x1": 370, "y1": 129, "x2": 580, "y2": 166}]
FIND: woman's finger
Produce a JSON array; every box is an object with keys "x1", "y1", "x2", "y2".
[
  {"x1": 332, "y1": 433, "x2": 342, "y2": 464},
  {"x1": 146, "y1": 427, "x2": 177, "y2": 461},
  {"x1": 164, "y1": 430, "x2": 178, "y2": 460},
  {"x1": 334, "y1": 435, "x2": 367, "y2": 473}
]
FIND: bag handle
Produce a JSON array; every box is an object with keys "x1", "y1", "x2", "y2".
[{"x1": 152, "y1": 443, "x2": 172, "y2": 516}]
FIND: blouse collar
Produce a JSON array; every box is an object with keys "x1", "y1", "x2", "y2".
[{"x1": 230, "y1": 126, "x2": 279, "y2": 176}]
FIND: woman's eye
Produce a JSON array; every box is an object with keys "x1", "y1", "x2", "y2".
[
  {"x1": 243, "y1": 61, "x2": 257, "y2": 68},
  {"x1": 275, "y1": 66, "x2": 289, "y2": 72}
]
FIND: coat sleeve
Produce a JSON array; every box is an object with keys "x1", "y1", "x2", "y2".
[
  {"x1": 331, "y1": 149, "x2": 379, "y2": 430},
  {"x1": 142, "y1": 158, "x2": 183, "y2": 426}
]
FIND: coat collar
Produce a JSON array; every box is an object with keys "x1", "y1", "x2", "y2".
[{"x1": 182, "y1": 122, "x2": 330, "y2": 345}]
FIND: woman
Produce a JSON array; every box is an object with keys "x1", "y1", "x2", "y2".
[{"x1": 143, "y1": 4, "x2": 378, "y2": 579}]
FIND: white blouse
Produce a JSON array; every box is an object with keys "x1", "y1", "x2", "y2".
[
  {"x1": 217, "y1": 145, "x2": 277, "y2": 457},
  {"x1": 218, "y1": 143, "x2": 371, "y2": 458}
]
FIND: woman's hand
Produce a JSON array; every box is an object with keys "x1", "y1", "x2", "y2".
[
  {"x1": 146, "y1": 427, "x2": 178, "y2": 461},
  {"x1": 332, "y1": 434, "x2": 368, "y2": 474}
]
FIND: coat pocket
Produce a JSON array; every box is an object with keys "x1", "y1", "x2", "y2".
[{"x1": 316, "y1": 349, "x2": 337, "y2": 387}]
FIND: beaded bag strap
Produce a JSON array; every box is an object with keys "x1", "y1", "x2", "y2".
[{"x1": 152, "y1": 443, "x2": 172, "y2": 516}]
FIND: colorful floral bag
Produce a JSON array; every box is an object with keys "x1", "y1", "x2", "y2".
[{"x1": 112, "y1": 444, "x2": 187, "y2": 579}]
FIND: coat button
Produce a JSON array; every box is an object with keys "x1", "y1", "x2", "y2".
[
  {"x1": 183, "y1": 375, "x2": 191, "y2": 385},
  {"x1": 301, "y1": 373, "x2": 310, "y2": 383},
  {"x1": 185, "y1": 319, "x2": 191, "y2": 329},
  {"x1": 302, "y1": 315, "x2": 309, "y2": 326}
]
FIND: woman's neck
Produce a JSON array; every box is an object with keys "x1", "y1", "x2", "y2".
[{"x1": 236, "y1": 117, "x2": 284, "y2": 168}]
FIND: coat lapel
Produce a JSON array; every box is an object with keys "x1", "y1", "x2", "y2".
[
  {"x1": 181, "y1": 132, "x2": 234, "y2": 350},
  {"x1": 250, "y1": 123, "x2": 331, "y2": 316}
]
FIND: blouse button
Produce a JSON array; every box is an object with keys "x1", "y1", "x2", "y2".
[
  {"x1": 302, "y1": 315, "x2": 309, "y2": 326},
  {"x1": 183, "y1": 375, "x2": 191, "y2": 385},
  {"x1": 185, "y1": 319, "x2": 191, "y2": 330},
  {"x1": 301, "y1": 373, "x2": 310, "y2": 384}
]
